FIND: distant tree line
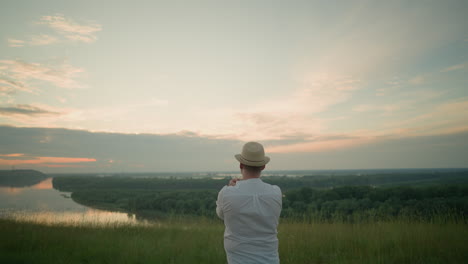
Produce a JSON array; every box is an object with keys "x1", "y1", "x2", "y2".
[
  {"x1": 71, "y1": 190, "x2": 218, "y2": 219},
  {"x1": 0, "y1": 170, "x2": 47, "y2": 187},
  {"x1": 53, "y1": 170, "x2": 468, "y2": 192},
  {"x1": 282, "y1": 185, "x2": 468, "y2": 222},
  {"x1": 66, "y1": 183, "x2": 468, "y2": 222}
]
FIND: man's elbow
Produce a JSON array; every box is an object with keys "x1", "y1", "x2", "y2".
[{"x1": 216, "y1": 208, "x2": 224, "y2": 220}]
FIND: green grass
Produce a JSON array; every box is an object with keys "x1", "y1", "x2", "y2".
[{"x1": 1, "y1": 218, "x2": 467, "y2": 264}]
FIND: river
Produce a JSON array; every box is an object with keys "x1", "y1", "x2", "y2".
[{"x1": 0, "y1": 178, "x2": 140, "y2": 225}]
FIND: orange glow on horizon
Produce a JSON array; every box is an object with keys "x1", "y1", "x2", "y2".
[
  {"x1": 267, "y1": 137, "x2": 376, "y2": 153},
  {"x1": 0, "y1": 156, "x2": 96, "y2": 167},
  {"x1": 44, "y1": 164, "x2": 88, "y2": 168},
  {"x1": 0, "y1": 153, "x2": 25, "y2": 157}
]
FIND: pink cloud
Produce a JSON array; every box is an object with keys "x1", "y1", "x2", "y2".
[
  {"x1": 441, "y1": 63, "x2": 466, "y2": 73},
  {"x1": 38, "y1": 14, "x2": 102, "y2": 43},
  {"x1": 7, "y1": 38, "x2": 25, "y2": 47},
  {"x1": 0, "y1": 59, "x2": 84, "y2": 92},
  {"x1": 382, "y1": 98, "x2": 468, "y2": 137},
  {"x1": 0, "y1": 78, "x2": 37, "y2": 93},
  {"x1": 267, "y1": 136, "x2": 375, "y2": 153},
  {"x1": 0, "y1": 153, "x2": 24, "y2": 157},
  {"x1": 0, "y1": 154, "x2": 96, "y2": 167},
  {"x1": 409, "y1": 76, "x2": 425, "y2": 85},
  {"x1": 29, "y1": 34, "x2": 59, "y2": 46}
]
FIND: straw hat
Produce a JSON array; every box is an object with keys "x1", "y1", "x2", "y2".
[{"x1": 235, "y1": 142, "x2": 270, "y2": 166}]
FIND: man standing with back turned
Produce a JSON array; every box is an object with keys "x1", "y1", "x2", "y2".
[{"x1": 216, "y1": 142, "x2": 282, "y2": 264}]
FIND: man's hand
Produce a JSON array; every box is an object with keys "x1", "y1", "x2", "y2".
[{"x1": 228, "y1": 178, "x2": 240, "y2": 186}]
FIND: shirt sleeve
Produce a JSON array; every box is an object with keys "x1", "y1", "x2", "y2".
[
  {"x1": 216, "y1": 186, "x2": 226, "y2": 220},
  {"x1": 275, "y1": 185, "x2": 283, "y2": 209}
]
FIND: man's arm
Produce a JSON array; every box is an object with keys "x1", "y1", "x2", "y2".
[{"x1": 216, "y1": 186, "x2": 226, "y2": 220}]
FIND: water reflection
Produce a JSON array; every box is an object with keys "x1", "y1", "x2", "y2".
[
  {"x1": 1, "y1": 177, "x2": 53, "y2": 195},
  {"x1": 2, "y1": 209, "x2": 141, "y2": 226},
  {"x1": 0, "y1": 177, "x2": 147, "y2": 225}
]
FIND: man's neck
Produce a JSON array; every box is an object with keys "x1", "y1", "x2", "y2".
[{"x1": 241, "y1": 173, "x2": 261, "y2": 180}]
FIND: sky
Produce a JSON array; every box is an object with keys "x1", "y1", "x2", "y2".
[{"x1": 0, "y1": 0, "x2": 468, "y2": 173}]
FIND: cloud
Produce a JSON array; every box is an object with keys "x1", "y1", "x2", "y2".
[
  {"x1": 52, "y1": 73, "x2": 359, "y2": 143},
  {"x1": 0, "y1": 78, "x2": 36, "y2": 93},
  {"x1": 38, "y1": 14, "x2": 102, "y2": 43},
  {"x1": 0, "y1": 59, "x2": 84, "y2": 92},
  {"x1": 0, "y1": 125, "x2": 241, "y2": 172},
  {"x1": 55, "y1": 96, "x2": 67, "y2": 103},
  {"x1": 0, "y1": 103, "x2": 75, "y2": 128},
  {"x1": 409, "y1": 76, "x2": 425, "y2": 85},
  {"x1": 7, "y1": 38, "x2": 25, "y2": 47},
  {"x1": 7, "y1": 14, "x2": 102, "y2": 47},
  {"x1": 441, "y1": 63, "x2": 466, "y2": 73},
  {"x1": 267, "y1": 136, "x2": 375, "y2": 153},
  {"x1": 266, "y1": 97, "x2": 468, "y2": 154},
  {"x1": 0, "y1": 153, "x2": 23, "y2": 157},
  {"x1": 382, "y1": 98, "x2": 468, "y2": 137},
  {"x1": 0, "y1": 104, "x2": 60, "y2": 116},
  {"x1": 352, "y1": 104, "x2": 401, "y2": 114},
  {"x1": 223, "y1": 73, "x2": 361, "y2": 141},
  {"x1": 29, "y1": 34, "x2": 59, "y2": 46},
  {"x1": 0, "y1": 153, "x2": 96, "y2": 168},
  {"x1": 1, "y1": 125, "x2": 467, "y2": 172}
]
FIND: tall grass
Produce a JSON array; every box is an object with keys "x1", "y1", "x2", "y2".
[{"x1": 1, "y1": 217, "x2": 467, "y2": 264}]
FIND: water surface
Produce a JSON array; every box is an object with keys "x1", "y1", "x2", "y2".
[{"x1": 0, "y1": 178, "x2": 138, "y2": 225}]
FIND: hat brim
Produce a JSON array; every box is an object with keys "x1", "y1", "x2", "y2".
[{"x1": 235, "y1": 154, "x2": 270, "y2": 166}]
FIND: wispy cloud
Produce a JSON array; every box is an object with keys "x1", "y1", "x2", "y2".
[
  {"x1": 0, "y1": 126, "x2": 240, "y2": 172},
  {"x1": 264, "y1": 94, "x2": 465, "y2": 154},
  {"x1": 7, "y1": 38, "x2": 25, "y2": 47},
  {"x1": 0, "y1": 101, "x2": 77, "y2": 129},
  {"x1": 409, "y1": 75, "x2": 425, "y2": 85},
  {"x1": 0, "y1": 104, "x2": 60, "y2": 116},
  {"x1": 7, "y1": 14, "x2": 102, "y2": 47},
  {"x1": 53, "y1": 73, "x2": 360, "y2": 142},
  {"x1": 0, "y1": 153, "x2": 24, "y2": 157},
  {"x1": 0, "y1": 77, "x2": 37, "y2": 94},
  {"x1": 352, "y1": 104, "x2": 401, "y2": 114},
  {"x1": 381, "y1": 98, "x2": 468, "y2": 137},
  {"x1": 38, "y1": 14, "x2": 102, "y2": 43},
  {"x1": 29, "y1": 34, "x2": 59, "y2": 46},
  {"x1": 267, "y1": 135, "x2": 375, "y2": 153},
  {"x1": 0, "y1": 153, "x2": 96, "y2": 167},
  {"x1": 224, "y1": 73, "x2": 361, "y2": 140},
  {"x1": 441, "y1": 63, "x2": 466, "y2": 73},
  {"x1": 0, "y1": 59, "x2": 84, "y2": 92}
]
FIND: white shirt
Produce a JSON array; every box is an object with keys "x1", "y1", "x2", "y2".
[{"x1": 216, "y1": 178, "x2": 282, "y2": 264}]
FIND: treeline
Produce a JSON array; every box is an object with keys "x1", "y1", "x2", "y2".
[
  {"x1": 69, "y1": 184, "x2": 468, "y2": 222},
  {"x1": 282, "y1": 185, "x2": 468, "y2": 222},
  {"x1": 53, "y1": 176, "x2": 227, "y2": 192},
  {"x1": 0, "y1": 170, "x2": 47, "y2": 187},
  {"x1": 52, "y1": 173, "x2": 468, "y2": 221},
  {"x1": 53, "y1": 170, "x2": 468, "y2": 192},
  {"x1": 72, "y1": 190, "x2": 217, "y2": 219}
]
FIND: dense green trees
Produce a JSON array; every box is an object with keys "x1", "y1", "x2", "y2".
[
  {"x1": 58, "y1": 174, "x2": 468, "y2": 222},
  {"x1": 53, "y1": 176, "x2": 228, "y2": 192},
  {"x1": 281, "y1": 185, "x2": 468, "y2": 221},
  {"x1": 0, "y1": 170, "x2": 47, "y2": 187},
  {"x1": 53, "y1": 171, "x2": 468, "y2": 192},
  {"x1": 71, "y1": 190, "x2": 218, "y2": 219}
]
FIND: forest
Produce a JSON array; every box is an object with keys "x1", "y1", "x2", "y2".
[
  {"x1": 53, "y1": 171, "x2": 468, "y2": 221},
  {"x1": 0, "y1": 169, "x2": 47, "y2": 187}
]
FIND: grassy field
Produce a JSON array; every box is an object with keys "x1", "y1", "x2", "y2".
[{"x1": 1, "y1": 218, "x2": 467, "y2": 264}]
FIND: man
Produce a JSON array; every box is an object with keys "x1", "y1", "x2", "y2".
[{"x1": 216, "y1": 142, "x2": 282, "y2": 264}]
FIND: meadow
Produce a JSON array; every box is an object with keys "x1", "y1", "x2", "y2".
[
  {"x1": 2, "y1": 171, "x2": 468, "y2": 263},
  {"x1": 1, "y1": 217, "x2": 467, "y2": 264}
]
